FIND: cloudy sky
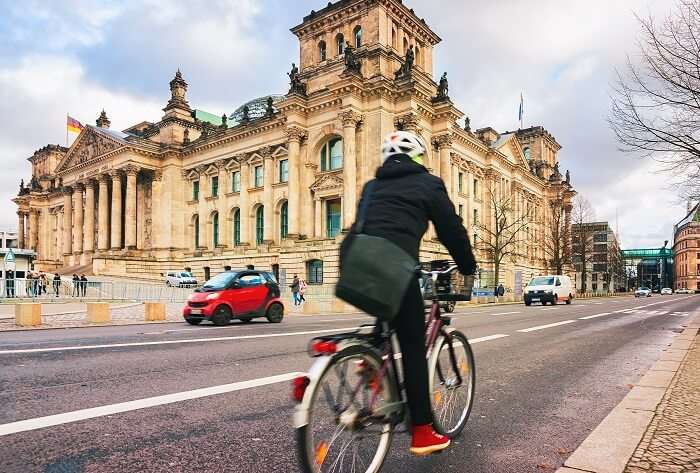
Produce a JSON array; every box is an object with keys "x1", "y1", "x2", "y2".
[{"x1": 0, "y1": 0, "x2": 684, "y2": 248}]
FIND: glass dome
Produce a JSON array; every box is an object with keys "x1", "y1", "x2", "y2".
[{"x1": 228, "y1": 95, "x2": 284, "y2": 126}]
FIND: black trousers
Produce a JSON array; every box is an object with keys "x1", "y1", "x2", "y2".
[{"x1": 392, "y1": 279, "x2": 432, "y2": 426}]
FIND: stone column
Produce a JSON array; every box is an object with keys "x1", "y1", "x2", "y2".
[
  {"x1": 239, "y1": 159, "x2": 250, "y2": 245},
  {"x1": 150, "y1": 170, "x2": 163, "y2": 250},
  {"x1": 73, "y1": 185, "x2": 84, "y2": 255},
  {"x1": 434, "y1": 134, "x2": 453, "y2": 197},
  {"x1": 28, "y1": 210, "x2": 38, "y2": 252},
  {"x1": 84, "y1": 180, "x2": 96, "y2": 254},
  {"x1": 340, "y1": 110, "x2": 361, "y2": 229},
  {"x1": 62, "y1": 187, "x2": 72, "y2": 256},
  {"x1": 17, "y1": 212, "x2": 25, "y2": 249},
  {"x1": 314, "y1": 198, "x2": 322, "y2": 238},
  {"x1": 98, "y1": 175, "x2": 110, "y2": 251},
  {"x1": 286, "y1": 127, "x2": 306, "y2": 239},
  {"x1": 110, "y1": 171, "x2": 123, "y2": 250},
  {"x1": 124, "y1": 166, "x2": 138, "y2": 250},
  {"x1": 262, "y1": 148, "x2": 274, "y2": 243}
]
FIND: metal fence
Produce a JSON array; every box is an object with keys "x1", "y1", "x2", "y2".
[{"x1": 0, "y1": 279, "x2": 193, "y2": 302}]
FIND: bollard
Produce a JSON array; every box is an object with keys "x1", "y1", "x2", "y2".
[
  {"x1": 87, "y1": 302, "x2": 111, "y2": 324},
  {"x1": 302, "y1": 301, "x2": 319, "y2": 315},
  {"x1": 332, "y1": 298, "x2": 346, "y2": 314},
  {"x1": 15, "y1": 303, "x2": 41, "y2": 327},
  {"x1": 144, "y1": 302, "x2": 166, "y2": 321}
]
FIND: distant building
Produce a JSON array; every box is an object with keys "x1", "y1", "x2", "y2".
[
  {"x1": 0, "y1": 230, "x2": 35, "y2": 280},
  {"x1": 673, "y1": 203, "x2": 700, "y2": 291},
  {"x1": 571, "y1": 222, "x2": 623, "y2": 292},
  {"x1": 620, "y1": 248, "x2": 673, "y2": 291}
]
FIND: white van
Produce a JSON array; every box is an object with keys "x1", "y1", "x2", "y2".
[
  {"x1": 165, "y1": 271, "x2": 198, "y2": 287},
  {"x1": 524, "y1": 275, "x2": 574, "y2": 306}
]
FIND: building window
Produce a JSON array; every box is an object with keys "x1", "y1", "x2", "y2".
[
  {"x1": 326, "y1": 199, "x2": 342, "y2": 238},
  {"x1": 392, "y1": 28, "x2": 397, "y2": 49},
  {"x1": 308, "y1": 259, "x2": 323, "y2": 284},
  {"x1": 233, "y1": 209, "x2": 240, "y2": 246},
  {"x1": 279, "y1": 159, "x2": 288, "y2": 183},
  {"x1": 320, "y1": 137, "x2": 343, "y2": 171},
  {"x1": 211, "y1": 176, "x2": 219, "y2": 197},
  {"x1": 473, "y1": 179, "x2": 479, "y2": 198},
  {"x1": 193, "y1": 215, "x2": 199, "y2": 248},
  {"x1": 592, "y1": 283, "x2": 598, "y2": 291},
  {"x1": 458, "y1": 204, "x2": 464, "y2": 218},
  {"x1": 473, "y1": 209, "x2": 478, "y2": 225},
  {"x1": 458, "y1": 172, "x2": 463, "y2": 193},
  {"x1": 280, "y1": 201, "x2": 288, "y2": 239},
  {"x1": 254, "y1": 165, "x2": 263, "y2": 188},
  {"x1": 336, "y1": 33, "x2": 344, "y2": 55},
  {"x1": 318, "y1": 40, "x2": 327, "y2": 62},
  {"x1": 192, "y1": 181, "x2": 199, "y2": 201},
  {"x1": 232, "y1": 171, "x2": 240, "y2": 193},
  {"x1": 415, "y1": 45, "x2": 421, "y2": 67},
  {"x1": 212, "y1": 212, "x2": 219, "y2": 247},
  {"x1": 256, "y1": 206, "x2": 264, "y2": 244},
  {"x1": 523, "y1": 146, "x2": 531, "y2": 160},
  {"x1": 473, "y1": 232, "x2": 478, "y2": 245},
  {"x1": 403, "y1": 37, "x2": 409, "y2": 54},
  {"x1": 353, "y1": 25, "x2": 362, "y2": 48}
]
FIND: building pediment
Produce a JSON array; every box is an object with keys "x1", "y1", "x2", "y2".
[
  {"x1": 55, "y1": 127, "x2": 125, "y2": 174},
  {"x1": 491, "y1": 133, "x2": 529, "y2": 170},
  {"x1": 310, "y1": 171, "x2": 343, "y2": 192}
]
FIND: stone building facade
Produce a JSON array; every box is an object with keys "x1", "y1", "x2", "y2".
[
  {"x1": 674, "y1": 203, "x2": 700, "y2": 291},
  {"x1": 13, "y1": 0, "x2": 575, "y2": 289},
  {"x1": 571, "y1": 221, "x2": 623, "y2": 293}
]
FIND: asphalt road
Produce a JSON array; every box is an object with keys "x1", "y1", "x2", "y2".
[{"x1": 0, "y1": 295, "x2": 698, "y2": 473}]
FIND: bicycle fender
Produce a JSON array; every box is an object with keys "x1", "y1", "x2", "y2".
[{"x1": 293, "y1": 355, "x2": 333, "y2": 429}]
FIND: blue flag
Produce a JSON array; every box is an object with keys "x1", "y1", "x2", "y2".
[{"x1": 518, "y1": 93, "x2": 524, "y2": 123}]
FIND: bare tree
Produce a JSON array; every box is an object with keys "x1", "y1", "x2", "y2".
[
  {"x1": 570, "y1": 196, "x2": 596, "y2": 292},
  {"x1": 543, "y1": 196, "x2": 570, "y2": 275},
  {"x1": 610, "y1": 0, "x2": 700, "y2": 198},
  {"x1": 475, "y1": 185, "x2": 532, "y2": 288}
]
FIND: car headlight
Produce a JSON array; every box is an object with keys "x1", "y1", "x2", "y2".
[
  {"x1": 206, "y1": 292, "x2": 220, "y2": 301},
  {"x1": 545, "y1": 290, "x2": 553, "y2": 294}
]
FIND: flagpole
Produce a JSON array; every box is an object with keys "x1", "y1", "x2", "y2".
[{"x1": 66, "y1": 113, "x2": 69, "y2": 147}]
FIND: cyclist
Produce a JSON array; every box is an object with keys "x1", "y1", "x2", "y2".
[{"x1": 340, "y1": 130, "x2": 477, "y2": 455}]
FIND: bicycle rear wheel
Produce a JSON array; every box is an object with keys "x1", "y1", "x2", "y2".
[
  {"x1": 297, "y1": 347, "x2": 397, "y2": 473},
  {"x1": 428, "y1": 330, "x2": 475, "y2": 437}
]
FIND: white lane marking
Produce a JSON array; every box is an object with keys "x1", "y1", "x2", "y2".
[
  {"x1": 540, "y1": 307, "x2": 558, "y2": 311},
  {"x1": 0, "y1": 372, "x2": 304, "y2": 437},
  {"x1": 593, "y1": 302, "x2": 604, "y2": 305},
  {"x1": 578, "y1": 312, "x2": 612, "y2": 320},
  {"x1": 470, "y1": 334, "x2": 509, "y2": 343},
  {"x1": 517, "y1": 320, "x2": 576, "y2": 333},
  {"x1": 492, "y1": 311, "x2": 521, "y2": 316},
  {"x1": 0, "y1": 327, "x2": 361, "y2": 355}
]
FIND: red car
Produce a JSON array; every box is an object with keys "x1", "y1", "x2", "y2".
[{"x1": 183, "y1": 270, "x2": 284, "y2": 325}]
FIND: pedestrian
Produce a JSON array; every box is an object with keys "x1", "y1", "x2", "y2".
[
  {"x1": 72, "y1": 274, "x2": 80, "y2": 297},
  {"x1": 290, "y1": 273, "x2": 300, "y2": 306},
  {"x1": 298, "y1": 278, "x2": 307, "y2": 304},
  {"x1": 40, "y1": 271, "x2": 48, "y2": 295},
  {"x1": 80, "y1": 274, "x2": 88, "y2": 297},
  {"x1": 6, "y1": 269, "x2": 15, "y2": 298},
  {"x1": 497, "y1": 283, "x2": 505, "y2": 297},
  {"x1": 53, "y1": 273, "x2": 61, "y2": 297},
  {"x1": 25, "y1": 272, "x2": 33, "y2": 297}
]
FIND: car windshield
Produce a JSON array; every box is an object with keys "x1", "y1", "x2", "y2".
[
  {"x1": 528, "y1": 277, "x2": 554, "y2": 286},
  {"x1": 638, "y1": 287, "x2": 649, "y2": 291},
  {"x1": 179, "y1": 272, "x2": 193, "y2": 278},
  {"x1": 200, "y1": 272, "x2": 237, "y2": 291}
]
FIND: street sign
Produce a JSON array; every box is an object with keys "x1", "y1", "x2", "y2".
[{"x1": 3, "y1": 248, "x2": 15, "y2": 271}]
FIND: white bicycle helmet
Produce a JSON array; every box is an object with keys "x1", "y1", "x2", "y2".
[{"x1": 381, "y1": 130, "x2": 426, "y2": 164}]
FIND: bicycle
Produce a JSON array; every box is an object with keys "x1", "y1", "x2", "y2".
[{"x1": 292, "y1": 261, "x2": 476, "y2": 473}]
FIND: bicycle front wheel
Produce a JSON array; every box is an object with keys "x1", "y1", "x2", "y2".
[
  {"x1": 297, "y1": 347, "x2": 396, "y2": 473},
  {"x1": 428, "y1": 330, "x2": 475, "y2": 437}
]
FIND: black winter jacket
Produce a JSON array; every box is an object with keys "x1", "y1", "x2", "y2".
[{"x1": 340, "y1": 154, "x2": 477, "y2": 275}]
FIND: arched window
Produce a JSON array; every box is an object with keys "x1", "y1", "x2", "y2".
[
  {"x1": 307, "y1": 259, "x2": 323, "y2": 284},
  {"x1": 320, "y1": 137, "x2": 343, "y2": 171},
  {"x1": 336, "y1": 33, "x2": 345, "y2": 56},
  {"x1": 280, "y1": 201, "x2": 288, "y2": 239},
  {"x1": 523, "y1": 146, "x2": 531, "y2": 160},
  {"x1": 353, "y1": 25, "x2": 362, "y2": 48},
  {"x1": 212, "y1": 212, "x2": 219, "y2": 247},
  {"x1": 403, "y1": 38, "x2": 409, "y2": 54},
  {"x1": 193, "y1": 215, "x2": 200, "y2": 248},
  {"x1": 233, "y1": 209, "x2": 241, "y2": 246},
  {"x1": 415, "y1": 45, "x2": 421, "y2": 68},
  {"x1": 318, "y1": 40, "x2": 327, "y2": 62},
  {"x1": 256, "y1": 206, "x2": 264, "y2": 245},
  {"x1": 392, "y1": 28, "x2": 397, "y2": 49}
]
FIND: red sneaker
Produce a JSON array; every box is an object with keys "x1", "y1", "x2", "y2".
[{"x1": 410, "y1": 424, "x2": 451, "y2": 456}]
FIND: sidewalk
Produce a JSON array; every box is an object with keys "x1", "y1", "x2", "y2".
[{"x1": 558, "y1": 313, "x2": 700, "y2": 473}]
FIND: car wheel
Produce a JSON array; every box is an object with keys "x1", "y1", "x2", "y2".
[
  {"x1": 524, "y1": 300, "x2": 531, "y2": 306},
  {"x1": 239, "y1": 317, "x2": 253, "y2": 323},
  {"x1": 565, "y1": 294, "x2": 572, "y2": 305},
  {"x1": 185, "y1": 318, "x2": 202, "y2": 325},
  {"x1": 551, "y1": 297, "x2": 558, "y2": 305},
  {"x1": 211, "y1": 305, "x2": 232, "y2": 326},
  {"x1": 444, "y1": 301, "x2": 455, "y2": 313},
  {"x1": 541, "y1": 301, "x2": 547, "y2": 306},
  {"x1": 266, "y1": 303, "x2": 284, "y2": 323}
]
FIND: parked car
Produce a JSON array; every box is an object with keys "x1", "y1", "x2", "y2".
[
  {"x1": 183, "y1": 269, "x2": 284, "y2": 326},
  {"x1": 419, "y1": 276, "x2": 456, "y2": 312},
  {"x1": 524, "y1": 275, "x2": 574, "y2": 306},
  {"x1": 635, "y1": 287, "x2": 652, "y2": 298},
  {"x1": 661, "y1": 287, "x2": 673, "y2": 295},
  {"x1": 165, "y1": 271, "x2": 198, "y2": 287},
  {"x1": 676, "y1": 288, "x2": 694, "y2": 294}
]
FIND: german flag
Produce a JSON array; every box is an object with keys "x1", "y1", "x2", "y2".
[{"x1": 67, "y1": 115, "x2": 83, "y2": 133}]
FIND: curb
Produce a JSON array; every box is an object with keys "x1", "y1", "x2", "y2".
[
  {"x1": 0, "y1": 302, "x2": 142, "y2": 320},
  {"x1": 555, "y1": 311, "x2": 700, "y2": 473}
]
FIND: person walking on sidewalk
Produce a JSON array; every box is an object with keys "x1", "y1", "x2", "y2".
[
  {"x1": 72, "y1": 274, "x2": 80, "y2": 297},
  {"x1": 39, "y1": 272, "x2": 48, "y2": 295},
  {"x1": 80, "y1": 274, "x2": 88, "y2": 297},
  {"x1": 298, "y1": 278, "x2": 307, "y2": 304},
  {"x1": 290, "y1": 274, "x2": 300, "y2": 306},
  {"x1": 52, "y1": 273, "x2": 61, "y2": 297}
]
